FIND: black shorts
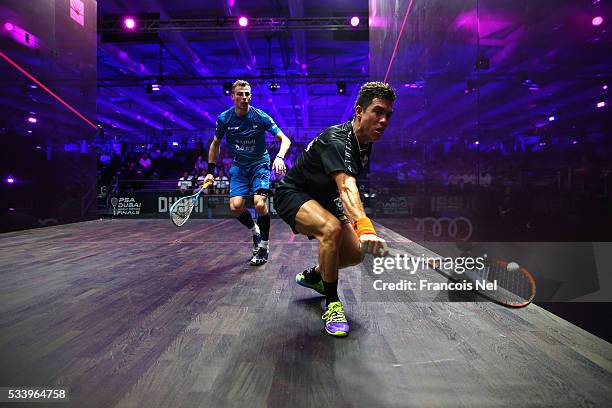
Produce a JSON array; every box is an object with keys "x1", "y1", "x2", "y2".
[{"x1": 273, "y1": 185, "x2": 348, "y2": 235}]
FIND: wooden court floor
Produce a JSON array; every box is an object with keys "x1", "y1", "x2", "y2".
[{"x1": 0, "y1": 219, "x2": 610, "y2": 407}]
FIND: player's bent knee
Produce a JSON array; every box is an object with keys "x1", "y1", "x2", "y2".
[
  {"x1": 229, "y1": 204, "x2": 244, "y2": 215},
  {"x1": 319, "y1": 218, "x2": 342, "y2": 243},
  {"x1": 254, "y1": 200, "x2": 267, "y2": 214}
]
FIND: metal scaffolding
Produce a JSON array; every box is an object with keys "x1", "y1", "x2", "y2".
[
  {"x1": 97, "y1": 74, "x2": 369, "y2": 87},
  {"x1": 98, "y1": 17, "x2": 368, "y2": 34}
]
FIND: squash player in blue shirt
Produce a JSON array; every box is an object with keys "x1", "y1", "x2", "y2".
[{"x1": 204, "y1": 80, "x2": 291, "y2": 266}]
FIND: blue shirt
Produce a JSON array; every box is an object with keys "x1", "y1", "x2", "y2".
[{"x1": 214, "y1": 106, "x2": 282, "y2": 167}]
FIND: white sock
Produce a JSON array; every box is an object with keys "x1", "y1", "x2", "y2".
[
  {"x1": 252, "y1": 224, "x2": 260, "y2": 235},
  {"x1": 259, "y1": 240, "x2": 269, "y2": 249}
]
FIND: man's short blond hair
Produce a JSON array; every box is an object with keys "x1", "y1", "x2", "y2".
[{"x1": 232, "y1": 80, "x2": 251, "y2": 93}]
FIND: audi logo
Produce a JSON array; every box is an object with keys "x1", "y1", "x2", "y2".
[{"x1": 414, "y1": 217, "x2": 473, "y2": 240}]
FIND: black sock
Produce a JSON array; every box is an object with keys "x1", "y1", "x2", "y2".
[
  {"x1": 303, "y1": 266, "x2": 321, "y2": 284},
  {"x1": 236, "y1": 211, "x2": 255, "y2": 229},
  {"x1": 258, "y1": 213, "x2": 270, "y2": 241},
  {"x1": 323, "y1": 280, "x2": 339, "y2": 306}
]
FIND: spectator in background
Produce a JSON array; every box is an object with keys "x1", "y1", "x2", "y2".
[
  {"x1": 99, "y1": 150, "x2": 111, "y2": 165},
  {"x1": 178, "y1": 171, "x2": 194, "y2": 195},
  {"x1": 122, "y1": 161, "x2": 140, "y2": 191},
  {"x1": 215, "y1": 169, "x2": 229, "y2": 195},
  {"x1": 123, "y1": 161, "x2": 137, "y2": 179},
  {"x1": 195, "y1": 138, "x2": 205, "y2": 155},
  {"x1": 138, "y1": 153, "x2": 152, "y2": 178},
  {"x1": 196, "y1": 170, "x2": 212, "y2": 194},
  {"x1": 149, "y1": 143, "x2": 161, "y2": 160},
  {"x1": 221, "y1": 157, "x2": 232, "y2": 174},
  {"x1": 480, "y1": 171, "x2": 492, "y2": 188},
  {"x1": 159, "y1": 143, "x2": 174, "y2": 179},
  {"x1": 161, "y1": 145, "x2": 174, "y2": 160},
  {"x1": 98, "y1": 150, "x2": 113, "y2": 190},
  {"x1": 194, "y1": 155, "x2": 206, "y2": 176},
  {"x1": 111, "y1": 151, "x2": 121, "y2": 173}
]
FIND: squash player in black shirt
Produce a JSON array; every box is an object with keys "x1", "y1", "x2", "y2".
[{"x1": 274, "y1": 82, "x2": 396, "y2": 337}]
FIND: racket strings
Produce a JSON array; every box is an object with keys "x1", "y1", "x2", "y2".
[
  {"x1": 171, "y1": 199, "x2": 195, "y2": 226},
  {"x1": 468, "y1": 261, "x2": 534, "y2": 306},
  {"x1": 491, "y1": 262, "x2": 534, "y2": 305}
]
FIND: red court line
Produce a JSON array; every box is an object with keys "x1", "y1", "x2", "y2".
[{"x1": 0, "y1": 50, "x2": 98, "y2": 129}]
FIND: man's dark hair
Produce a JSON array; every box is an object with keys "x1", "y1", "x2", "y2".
[{"x1": 354, "y1": 81, "x2": 396, "y2": 110}]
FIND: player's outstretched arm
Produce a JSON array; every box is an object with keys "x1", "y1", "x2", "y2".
[{"x1": 331, "y1": 171, "x2": 388, "y2": 256}]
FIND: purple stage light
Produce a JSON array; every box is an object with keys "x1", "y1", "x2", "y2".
[
  {"x1": 172, "y1": 142, "x2": 179, "y2": 146},
  {"x1": 597, "y1": 101, "x2": 606, "y2": 108},
  {"x1": 474, "y1": 140, "x2": 480, "y2": 145},
  {"x1": 7, "y1": 177, "x2": 14, "y2": 183},
  {"x1": 548, "y1": 116, "x2": 556, "y2": 122},
  {"x1": 572, "y1": 140, "x2": 578, "y2": 145},
  {"x1": 3, "y1": 23, "x2": 39, "y2": 48},
  {"x1": 603, "y1": 85, "x2": 608, "y2": 91},
  {"x1": 238, "y1": 17, "x2": 248, "y2": 27},
  {"x1": 124, "y1": 17, "x2": 136, "y2": 30},
  {"x1": 404, "y1": 80, "x2": 424, "y2": 89},
  {"x1": 350, "y1": 16, "x2": 360, "y2": 27},
  {"x1": 592, "y1": 16, "x2": 603, "y2": 26},
  {"x1": 528, "y1": 84, "x2": 540, "y2": 91},
  {"x1": 27, "y1": 116, "x2": 37, "y2": 123}
]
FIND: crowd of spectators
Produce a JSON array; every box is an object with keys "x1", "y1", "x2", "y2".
[
  {"x1": 97, "y1": 132, "x2": 612, "y2": 199},
  {"x1": 96, "y1": 137, "x2": 311, "y2": 194},
  {"x1": 368, "y1": 134, "x2": 612, "y2": 197}
]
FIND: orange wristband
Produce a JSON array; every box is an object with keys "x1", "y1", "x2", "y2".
[{"x1": 353, "y1": 217, "x2": 377, "y2": 237}]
